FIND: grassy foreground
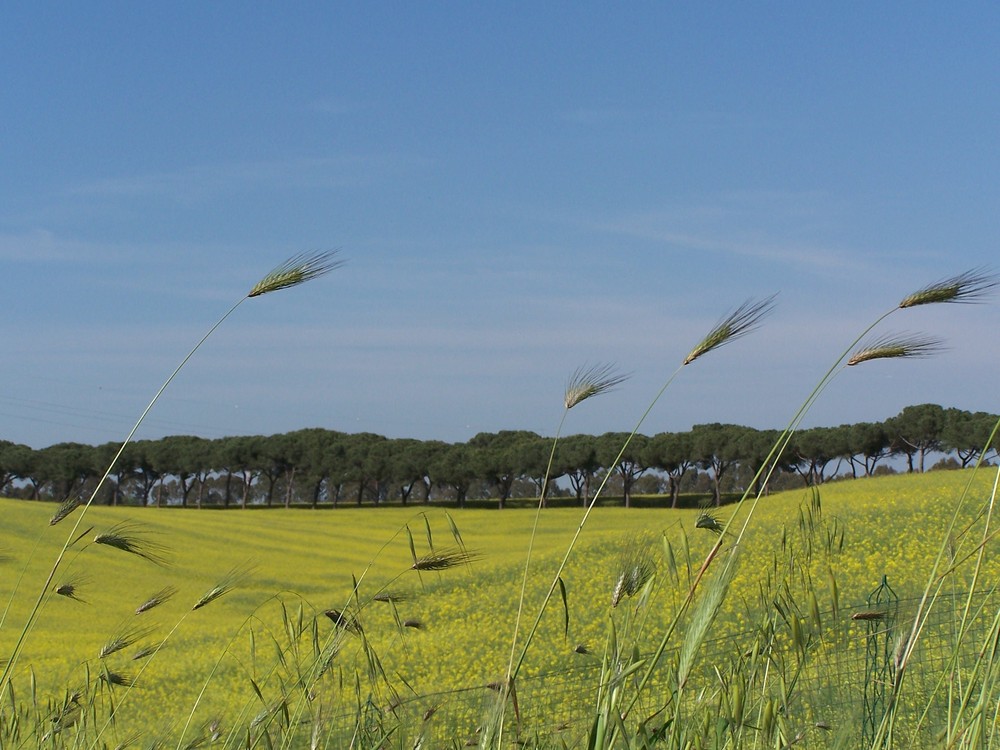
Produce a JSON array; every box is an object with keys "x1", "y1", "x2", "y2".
[{"x1": 2, "y1": 468, "x2": 998, "y2": 746}]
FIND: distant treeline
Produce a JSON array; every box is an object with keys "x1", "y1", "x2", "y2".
[{"x1": 1, "y1": 404, "x2": 996, "y2": 510}]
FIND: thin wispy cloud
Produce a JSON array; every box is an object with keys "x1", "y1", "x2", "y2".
[
  {"x1": 0, "y1": 230, "x2": 132, "y2": 263},
  {"x1": 593, "y1": 191, "x2": 868, "y2": 272},
  {"x1": 67, "y1": 154, "x2": 432, "y2": 199}
]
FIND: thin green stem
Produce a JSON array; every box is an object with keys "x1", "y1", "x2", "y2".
[
  {"x1": 508, "y1": 364, "x2": 683, "y2": 685},
  {"x1": 0, "y1": 296, "x2": 247, "y2": 699},
  {"x1": 504, "y1": 408, "x2": 568, "y2": 682},
  {"x1": 617, "y1": 306, "x2": 897, "y2": 735}
]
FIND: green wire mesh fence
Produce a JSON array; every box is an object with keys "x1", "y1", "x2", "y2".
[{"x1": 320, "y1": 581, "x2": 999, "y2": 747}]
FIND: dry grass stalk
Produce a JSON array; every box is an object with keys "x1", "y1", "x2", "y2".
[
  {"x1": 410, "y1": 547, "x2": 479, "y2": 572},
  {"x1": 847, "y1": 333, "x2": 944, "y2": 366},
  {"x1": 192, "y1": 566, "x2": 252, "y2": 610},
  {"x1": 564, "y1": 364, "x2": 630, "y2": 410},
  {"x1": 135, "y1": 586, "x2": 178, "y2": 615},
  {"x1": 93, "y1": 522, "x2": 171, "y2": 567},
  {"x1": 247, "y1": 251, "x2": 344, "y2": 298},
  {"x1": 683, "y1": 294, "x2": 777, "y2": 365},
  {"x1": 898, "y1": 267, "x2": 997, "y2": 308}
]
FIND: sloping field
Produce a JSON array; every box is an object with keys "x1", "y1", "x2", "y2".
[{"x1": 1, "y1": 468, "x2": 998, "y2": 746}]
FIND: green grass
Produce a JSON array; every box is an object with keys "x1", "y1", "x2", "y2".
[{"x1": 2, "y1": 468, "x2": 998, "y2": 745}]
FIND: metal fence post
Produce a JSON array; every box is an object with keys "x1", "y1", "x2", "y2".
[{"x1": 862, "y1": 575, "x2": 898, "y2": 748}]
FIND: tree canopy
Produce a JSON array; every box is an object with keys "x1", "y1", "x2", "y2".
[{"x1": 2, "y1": 404, "x2": 996, "y2": 509}]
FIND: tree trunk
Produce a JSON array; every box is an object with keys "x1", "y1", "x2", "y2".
[
  {"x1": 223, "y1": 470, "x2": 233, "y2": 508},
  {"x1": 284, "y1": 467, "x2": 296, "y2": 508}
]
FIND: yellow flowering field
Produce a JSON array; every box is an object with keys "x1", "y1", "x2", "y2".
[{"x1": 1, "y1": 467, "x2": 997, "y2": 745}]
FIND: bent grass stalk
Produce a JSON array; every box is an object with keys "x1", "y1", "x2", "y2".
[
  {"x1": 872, "y1": 419, "x2": 1000, "y2": 746},
  {"x1": 0, "y1": 252, "x2": 342, "y2": 709},
  {"x1": 491, "y1": 295, "x2": 776, "y2": 746},
  {"x1": 609, "y1": 269, "x2": 997, "y2": 747},
  {"x1": 266, "y1": 510, "x2": 472, "y2": 749},
  {"x1": 86, "y1": 565, "x2": 255, "y2": 749},
  {"x1": 503, "y1": 364, "x2": 628, "y2": 692}
]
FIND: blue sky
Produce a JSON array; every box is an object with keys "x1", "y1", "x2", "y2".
[{"x1": 3, "y1": 3, "x2": 999, "y2": 449}]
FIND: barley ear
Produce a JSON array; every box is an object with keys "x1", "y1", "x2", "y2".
[
  {"x1": 135, "y1": 586, "x2": 178, "y2": 615},
  {"x1": 93, "y1": 522, "x2": 171, "y2": 567},
  {"x1": 410, "y1": 548, "x2": 479, "y2": 572},
  {"x1": 247, "y1": 251, "x2": 344, "y2": 297},
  {"x1": 610, "y1": 535, "x2": 656, "y2": 608},
  {"x1": 324, "y1": 608, "x2": 361, "y2": 633},
  {"x1": 564, "y1": 364, "x2": 630, "y2": 409},
  {"x1": 192, "y1": 565, "x2": 252, "y2": 610},
  {"x1": 683, "y1": 294, "x2": 776, "y2": 365},
  {"x1": 53, "y1": 574, "x2": 89, "y2": 603},
  {"x1": 677, "y1": 546, "x2": 738, "y2": 689},
  {"x1": 847, "y1": 333, "x2": 945, "y2": 366},
  {"x1": 99, "y1": 623, "x2": 155, "y2": 659},
  {"x1": 49, "y1": 498, "x2": 81, "y2": 526},
  {"x1": 898, "y1": 267, "x2": 997, "y2": 308},
  {"x1": 695, "y1": 510, "x2": 725, "y2": 535},
  {"x1": 99, "y1": 670, "x2": 136, "y2": 688},
  {"x1": 373, "y1": 591, "x2": 410, "y2": 604}
]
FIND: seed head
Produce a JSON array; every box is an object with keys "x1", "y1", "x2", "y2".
[
  {"x1": 99, "y1": 623, "x2": 154, "y2": 659},
  {"x1": 193, "y1": 565, "x2": 252, "y2": 610},
  {"x1": 323, "y1": 608, "x2": 361, "y2": 632},
  {"x1": 373, "y1": 591, "x2": 410, "y2": 603},
  {"x1": 410, "y1": 548, "x2": 479, "y2": 572},
  {"x1": 564, "y1": 363, "x2": 630, "y2": 410},
  {"x1": 684, "y1": 295, "x2": 777, "y2": 366},
  {"x1": 135, "y1": 586, "x2": 178, "y2": 615},
  {"x1": 48, "y1": 691, "x2": 83, "y2": 733},
  {"x1": 54, "y1": 575, "x2": 89, "y2": 603},
  {"x1": 247, "y1": 251, "x2": 344, "y2": 298},
  {"x1": 131, "y1": 644, "x2": 160, "y2": 661},
  {"x1": 49, "y1": 498, "x2": 81, "y2": 526},
  {"x1": 898, "y1": 268, "x2": 997, "y2": 309},
  {"x1": 99, "y1": 670, "x2": 136, "y2": 688},
  {"x1": 610, "y1": 535, "x2": 656, "y2": 608},
  {"x1": 93, "y1": 522, "x2": 171, "y2": 567},
  {"x1": 847, "y1": 333, "x2": 944, "y2": 366},
  {"x1": 695, "y1": 511, "x2": 725, "y2": 535}
]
